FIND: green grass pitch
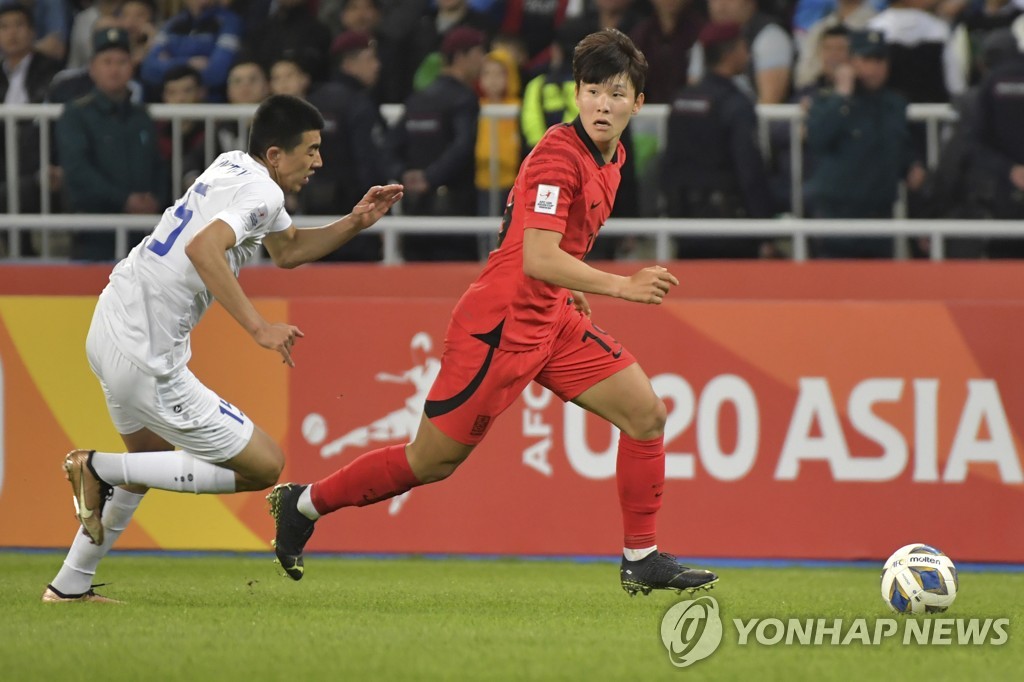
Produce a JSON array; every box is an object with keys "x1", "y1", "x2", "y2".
[{"x1": 3, "y1": 552, "x2": 1020, "y2": 681}]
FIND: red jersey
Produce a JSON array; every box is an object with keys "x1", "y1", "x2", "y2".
[{"x1": 451, "y1": 118, "x2": 625, "y2": 351}]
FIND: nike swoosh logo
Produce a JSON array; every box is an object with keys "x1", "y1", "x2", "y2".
[
  {"x1": 75, "y1": 480, "x2": 94, "y2": 519},
  {"x1": 425, "y1": 320, "x2": 504, "y2": 419},
  {"x1": 612, "y1": 347, "x2": 623, "y2": 359},
  {"x1": 590, "y1": 201, "x2": 601, "y2": 209}
]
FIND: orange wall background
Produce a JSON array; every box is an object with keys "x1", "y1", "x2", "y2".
[{"x1": 1, "y1": 262, "x2": 1022, "y2": 562}]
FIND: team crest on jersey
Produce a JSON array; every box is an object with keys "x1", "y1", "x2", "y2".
[
  {"x1": 534, "y1": 184, "x2": 559, "y2": 215},
  {"x1": 246, "y1": 202, "x2": 269, "y2": 231}
]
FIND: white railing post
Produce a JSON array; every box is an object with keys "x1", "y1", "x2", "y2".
[{"x1": 0, "y1": 101, "x2": 998, "y2": 265}]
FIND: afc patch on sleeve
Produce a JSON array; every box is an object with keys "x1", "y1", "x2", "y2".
[
  {"x1": 245, "y1": 202, "x2": 269, "y2": 231},
  {"x1": 534, "y1": 184, "x2": 560, "y2": 215}
]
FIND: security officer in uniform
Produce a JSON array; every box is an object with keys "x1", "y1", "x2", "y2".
[
  {"x1": 57, "y1": 27, "x2": 166, "y2": 261},
  {"x1": 972, "y1": 37, "x2": 1024, "y2": 257},
  {"x1": 806, "y1": 30, "x2": 924, "y2": 258},
  {"x1": 388, "y1": 26, "x2": 485, "y2": 261},
  {"x1": 663, "y1": 22, "x2": 774, "y2": 259},
  {"x1": 306, "y1": 30, "x2": 393, "y2": 261}
]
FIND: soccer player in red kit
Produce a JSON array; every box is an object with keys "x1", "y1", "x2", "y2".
[{"x1": 269, "y1": 28, "x2": 718, "y2": 595}]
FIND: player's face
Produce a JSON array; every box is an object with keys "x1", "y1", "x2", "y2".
[
  {"x1": 270, "y1": 130, "x2": 323, "y2": 194},
  {"x1": 575, "y1": 75, "x2": 643, "y2": 157}
]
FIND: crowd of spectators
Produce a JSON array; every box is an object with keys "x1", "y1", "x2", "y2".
[{"x1": 1, "y1": 0, "x2": 1023, "y2": 260}]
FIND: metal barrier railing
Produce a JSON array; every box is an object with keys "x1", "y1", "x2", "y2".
[
  {"x1": 0, "y1": 101, "x2": 976, "y2": 262},
  {"x1": 1, "y1": 213, "x2": 1017, "y2": 264}
]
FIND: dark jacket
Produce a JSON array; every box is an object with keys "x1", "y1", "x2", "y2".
[
  {"x1": 0, "y1": 52, "x2": 63, "y2": 103},
  {"x1": 306, "y1": 73, "x2": 392, "y2": 213},
  {"x1": 245, "y1": 4, "x2": 331, "y2": 83},
  {"x1": 629, "y1": 7, "x2": 705, "y2": 105},
  {"x1": 972, "y1": 54, "x2": 1024, "y2": 217},
  {"x1": 664, "y1": 73, "x2": 774, "y2": 218},
  {"x1": 56, "y1": 89, "x2": 166, "y2": 212},
  {"x1": 389, "y1": 73, "x2": 479, "y2": 217},
  {"x1": 806, "y1": 84, "x2": 912, "y2": 216},
  {"x1": 0, "y1": 53, "x2": 64, "y2": 212}
]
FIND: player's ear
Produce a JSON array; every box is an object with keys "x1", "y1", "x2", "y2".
[
  {"x1": 631, "y1": 92, "x2": 644, "y2": 115},
  {"x1": 266, "y1": 145, "x2": 281, "y2": 167}
]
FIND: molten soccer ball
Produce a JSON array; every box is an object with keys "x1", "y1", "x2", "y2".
[{"x1": 880, "y1": 543, "x2": 958, "y2": 614}]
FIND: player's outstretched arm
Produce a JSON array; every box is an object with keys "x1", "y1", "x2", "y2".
[
  {"x1": 186, "y1": 220, "x2": 304, "y2": 366},
  {"x1": 264, "y1": 184, "x2": 404, "y2": 268},
  {"x1": 522, "y1": 228, "x2": 678, "y2": 304}
]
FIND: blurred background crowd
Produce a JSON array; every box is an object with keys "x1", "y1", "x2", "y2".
[{"x1": 1, "y1": 0, "x2": 1023, "y2": 260}]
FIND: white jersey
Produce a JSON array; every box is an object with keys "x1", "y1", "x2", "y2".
[{"x1": 95, "y1": 150, "x2": 292, "y2": 376}]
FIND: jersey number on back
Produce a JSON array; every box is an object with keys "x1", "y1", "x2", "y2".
[{"x1": 147, "y1": 182, "x2": 208, "y2": 256}]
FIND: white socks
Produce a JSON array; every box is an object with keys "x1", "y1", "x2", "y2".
[
  {"x1": 296, "y1": 486, "x2": 321, "y2": 520},
  {"x1": 50, "y1": 451, "x2": 237, "y2": 596},
  {"x1": 91, "y1": 450, "x2": 237, "y2": 494},
  {"x1": 50, "y1": 487, "x2": 145, "y2": 596},
  {"x1": 623, "y1": 545, "x2": 657, "y2": 562}
]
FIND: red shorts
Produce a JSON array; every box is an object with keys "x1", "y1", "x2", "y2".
[{"x1": 424, "y1": 309, "x2": 636, "y2": 445}]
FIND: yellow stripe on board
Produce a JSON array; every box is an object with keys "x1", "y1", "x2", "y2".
[{"x1": 0, "y1": 297, "x2": 266, "y2": 550}]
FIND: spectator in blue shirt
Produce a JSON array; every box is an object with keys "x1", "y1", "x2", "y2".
[{"x1": 140, "y1": 0, "x2": 242, "y2": 101}]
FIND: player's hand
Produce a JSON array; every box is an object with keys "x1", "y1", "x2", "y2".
[
  {"x1": 349, "y1": 184, "x2": 404, "y2": 231},
  {"x1": 253, "y1": 322, "x2": 304, "y2": 367},
  {"x1": 619, "y1": 266, "x2": 679, "y2": 305},
  {"x1": 569, "y1": 290, "x2": 591, "y2": 317}
]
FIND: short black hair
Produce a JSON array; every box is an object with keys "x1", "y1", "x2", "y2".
[
  {"x1": 0, "y1": 4, "x2": 34, "y2": 28},
  {"x1": 572, "y1": 28, "x2": 647, "y2": 97},
  {"x1": 822, "y1": 25, "x2": 850, "y2": 41},
  {"x1": 248, "y1": 95, "x2": 324, "y2": 159},
  {"x1": 162, "y1": 64, "x2": 203, "y2": 89},
  {"x1": 705, "y1": 37, "x2": 744, "y2": 68},
  {"x1": 122, "y1": 0, "x2": 156, "y2": 13},
  {"x1": 230, "y1": 54, "x2": 267, "y2": 74}
]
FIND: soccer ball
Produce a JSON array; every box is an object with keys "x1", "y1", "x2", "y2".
[{"x1": 880, "y1": 543, "x2": 958, "y2": 614}]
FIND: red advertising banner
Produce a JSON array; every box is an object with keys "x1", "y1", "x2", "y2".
[{"x1": 1, "y1": 263, "x2": 1022, "y2": 562}]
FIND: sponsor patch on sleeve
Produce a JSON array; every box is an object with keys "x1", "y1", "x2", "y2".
[
  {"x1": 245, "y1": 202, "x2": 269, "y2": 231},
  {"x1": 534, "y1": 184, "x2": 560, "y2": 215}
]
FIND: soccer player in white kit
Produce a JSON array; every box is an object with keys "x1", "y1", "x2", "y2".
[{"x1": 43, "y1": 95, "x2": 403, "y2": 603}]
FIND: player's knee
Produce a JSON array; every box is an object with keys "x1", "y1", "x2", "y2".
[
  {"x1": 415, "y1": 459, "x2": 462, "y2": 484},
  {"x1": 248, "y1": 466, "x2": 281, "y2": 490},
  {"x1": 623, "y1": 396, "x2": 667, "y2": 440},
  {"x1": 246, "y1": 455, "x2": 284, "y2": 490}
]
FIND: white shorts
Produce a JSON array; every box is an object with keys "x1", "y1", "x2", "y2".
[{"x1": 85, "y1": 315, "x2": 254, "y2": 463}]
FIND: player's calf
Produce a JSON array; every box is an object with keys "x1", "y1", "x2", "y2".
[{"x1": 227, "y1": 429, "x2": 285, "y2": 491}]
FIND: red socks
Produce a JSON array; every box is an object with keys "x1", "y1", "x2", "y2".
[
  {"x1": 617, "y1": 433, "x2": 665, "y2": 549},
  {"x1": 310, "y1": 444, "x2": 422, "y2": 515},
  {"x1": 308, "y1": 435, "x2": 664, "y2": 550}
]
